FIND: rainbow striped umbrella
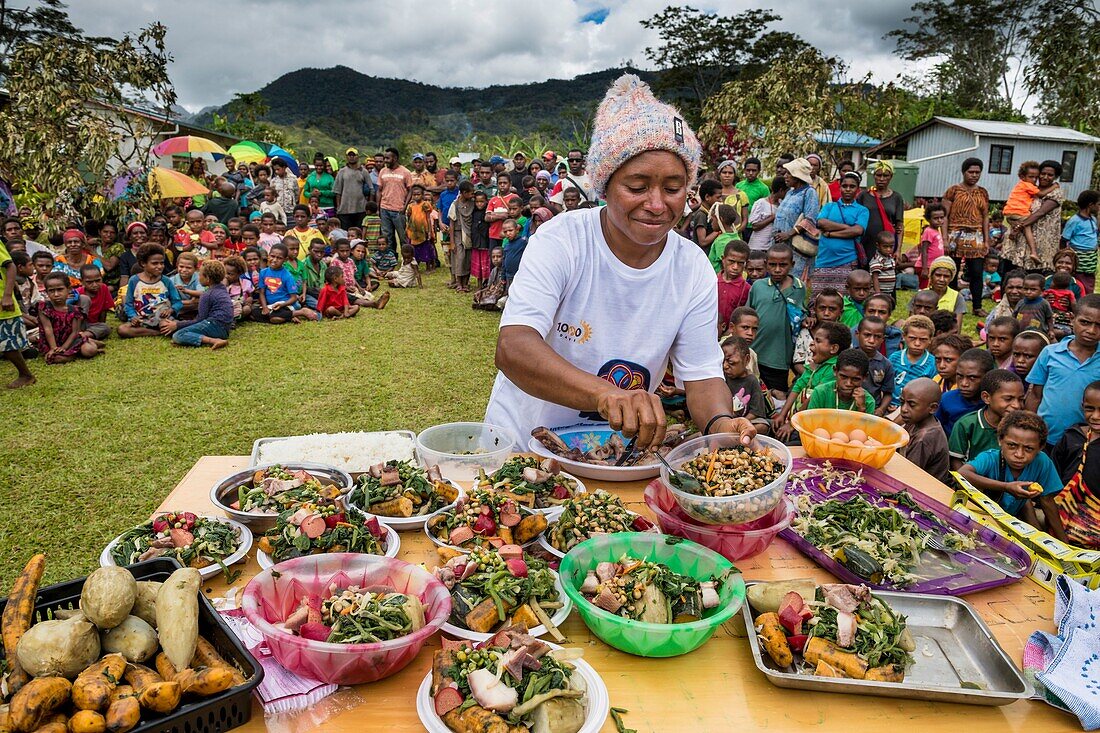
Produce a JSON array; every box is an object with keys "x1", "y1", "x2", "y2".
[
  {"x1": 152, "y1": 135, "x2": 227, "y2": 157},
  {"x1": 147, "y1": 167, "x2": 210, "y2": 199}
]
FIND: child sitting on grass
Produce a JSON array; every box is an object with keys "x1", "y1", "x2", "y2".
[
  {"x1": 1013, "y1": 273, "x2": 1053, "y2": 333},
  {"x1": 472, "y1": 247, "x2": 506, "y2": 311},
  {"x1": 371, "y1": 235, "x2": 398, "y2": 274},
  {"x1": 931, "y1": 333, "x2": 974, "y2": 392},
  {"x1": 717, "y1": 240, "x2": 750, "y2": 336},
  {"x1": 774, "y1": 321, "x2": 851, "y2": 440},
  {"x1": 936, "y1": 348, "x2": 996, "y2": 437},
  {"x1": 73, "y1": 264, "x2": 113, "y2": 342},
  {"x1": 329, "y1": 238, "x2": 376, "y2": 307},
  {"x1": 385, "y1": 245, "x2": 422, "y2": 288},
  {"x1": 889, "y1": 315, "x2": 937, "y2": 407},
  {"x1": 317, "y1": 265, "x2": 359, "y2": 320},
  {"x1": 37, "y1": 272, "x2": 102, "y2": 364},
  {"x1": 959, "y1": 409, "x2": 1067, "y2": 541},
  {"x1": 119, "y1": 244, "x2": 182, "y2": 338},
  {"x1": 160, "y1": 259, "x2": 232, "y2": 349},
  {"x1": 1051, "y1": 380, "x2": 1100, "y2": 548},
  {"x1": 984, "y1": 316, "x2": 1020, "y2": 370},
  {"x1": 223, "y1": 256, "x2": 252, "y2": 322},
  {"x1": 806, "y1": 348, "x2": 875, "y2": 412},
  {"x1": 351, "y1": 241, "x2": 378, "y2": 291},
  {"x1": 169, "y1": 251, "x2": 204, "y2": 319},
  {"x1": 898, "y1": 377, "x2": 950, "y2": 484},
  {"x1": 854, "y1": 317, "x2": 894, "y2": 415},
  {"x1": 1044, "y1": 271, "x2": 1077, "y2": 340},
  {"x1": 253, "y1": 243, "x2": 316, "y2": 324},
  {"x1": 949, "y1": 369, "x2": 1024, "y2": 470},
  {"x1": 722, "y1": 335, "x2": 772, "y2": 435}
]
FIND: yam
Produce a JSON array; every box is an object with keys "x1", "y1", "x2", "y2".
[
  {"x1": 804, "y1": 637, "x2": 868, "y2": 679},
  {"x1": 509, "y1": 605, "x2": 539, "y2": 629},
  {"x1": 66, "y1": 710, "x2": 106, "y2": 733},
  {"x1": 155, "y1": 569, "x2": 201, "y2": 674},
  {"x1": 16, "y1": 614, "x2": 101, "y2": 679},
  {"x1": 8, "y1": 677, "x2": 70, "y2": 733},
  {"x1": 513, "y1": 514, "x2": 548, "y2": 544},
  {"x1": 79, "y1": 569, "x2": 136, "y2": 631},
  {"x1": 746, "y1": 580, "x2": 818, "y2": 614},
  {"x1": 369, "y1": 496, "x2": 414, "y2": 518},
  {"x1": 190, "y1": 636, "x2": 246, "y2": 687},
  {"x1": 866, "y1": 664, "x2": 905, "y2": 683},
  {"x1": 71, "y1": 654, "x2": 125, "y2": 711},
  {"x1": 101, "y1": 617, "x2": 158, "y2": 663},
  {"x1": 130, "y1": 583, "x2": 160, "y2": 628},
  {"x1": 28, "y1": 712, "x2": 66, "y2": 733},
  {"x1": 103, "y1": 697, "x2": 138, "y2": 733},
  {"x1": 2, "y1": 554, "x2": 46, "y2": 697},
  {"x1": 465, "y1": 598, "x2": 504, "y2": 634},
  {"x1": 754, "y1": 612, "x2": 793, "y2": 667},
  {"x1": 137, "y1": 682, "x2": 180, "y2": 714},
  {"x1": 638, "y1": 585, "x2": 670, "y2": 624}
]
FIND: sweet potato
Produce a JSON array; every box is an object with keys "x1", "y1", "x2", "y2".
[
  {"x1": 71, "y1": 654, "x2": 125, "y2": 711},
  {"x1": 815, "y1": 660, "x2": 843, "y2": 677},
  {"x1": 137, "y1": 682, "x2": 180, "y2": 714},
  {"x1": 103, "y1": 697, "x2": 138, "y2": 733},
  {"x1": 153, "y1": 653, "x2": 176, "y2": 683},
  {"x1": 2, "y1": 554, "x2": 46, "y2": 696},
  {"x1": 130, "y1": 583, "x2": 160, "y2": 629},
  {"x1": 106, "y1": 687, "x2": 133, "y2": 706},
  {"x1": 509, "y1": 604, "x2": 539, "y2": 629},
  {"x1": 435, "y1": 547, "x2": 464, "y2": 563},
  {"x1": 431, "y1": 650, "x2": 456, "y2": 696},
  {"x1": 176, "y1": 668, "x2": 233, "y2": 697},
  {"x1": 155, "y1": 569, "x2": 201, "y2": 674},
  {"x1": 434, "y1": 482, "x2": 459, "y2": 503},
  {"x1": 754, "y1": 612, "x2": 793, "y2": 667},
  {"x1": 498, "y1": 527, "x2": 513, "y2": 546},
  {"x1": 121, "y1": 664, "x2": 159, "y2": 692},
  {"x1": 190, "y1": 637, "x2": 245, "y2": 686},
  {"x1": 512, "y1": 514, "x2": 547, "y2": 544},
  {"x1": 443, "y1": 705, "x2": 523, "y2": 733},
  {"x1": 80, "y1": 568, "x2": 136, "y2": 631},
  {"x1": 256, "y1": 537, "x2": 275, "y2": 555},
  {"x1": 369, "y1": 496, "x2": 414, "y2": 518},
  {"x1": 28, "y1": 712, "x2": 66, "y2": 733},
  {"x1": 465, "y1": 598, "x2": 504, "y2": 634},
  {"x1": 804, "y1": 637, "x2": 868, "y2": 680},
  {"x1": 8, "y1": 677, "x2": 71, "y2": 733},
  {"x1": 67, "y1": 710, "x2": 106, "y2": 733},
  {"x1": 101, "y1": 617, "x2": 158, "y2": 664},
  {"x1": 16, "y1": 614, "x2": 101, "y2": 679},
  {"x1": 866, "y1": 664, "x2": 904, "y2": 683}
]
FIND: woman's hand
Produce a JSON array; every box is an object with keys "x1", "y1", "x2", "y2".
[
  {"x1": 597, "y1": 389, "x2": 667, "y2": 451},
  {"x1": 709, "y1": 416, "x2": 757, "y2": 445},
  {"x1": 774, "y1": 230, "x2": 793, "y2": 242}
]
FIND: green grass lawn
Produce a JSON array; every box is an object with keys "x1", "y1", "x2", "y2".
[
  {"x1": 0, "y1": 274, "x2": 985, "y2": 586},
  {"x1": 0, "y1": 269, "x2": 503, "y2": 585}
]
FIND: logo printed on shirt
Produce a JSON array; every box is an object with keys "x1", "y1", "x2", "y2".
[
  {"x1": 555, "y1": 320, "x2": 592, "y2": 344},
  {"x1": 263, "y1": 275, "x2": 283, "y2": 294},
  {"x1": 578, "y1": 359, "x2": 652, "y2": 421}
]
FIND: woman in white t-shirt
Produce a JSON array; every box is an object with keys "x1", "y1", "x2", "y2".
[{"x1": 485, "y1": 75, "x2": 756, "y2": 451}]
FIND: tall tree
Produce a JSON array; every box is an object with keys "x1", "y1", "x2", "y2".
[
  {"x1": 887, "y1": 0, "x2": 1038, "y2": 116},
  {"x1": 1024, "y1": 0, "x2": 1100, "y2": 134},
  {"x1": 640, "y1": 5, "x2": 808, "y2": 124},
  {"x1": 0, "y1": 0, "x2": 112, "y2": 76},
  {"x1": 0, "y1": 1, "x2": 175, "y2": 226}
]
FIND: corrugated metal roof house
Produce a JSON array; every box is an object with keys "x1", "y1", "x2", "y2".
[{"x1": 866, "y1": 116, "x2": 1099, "y2": 201}]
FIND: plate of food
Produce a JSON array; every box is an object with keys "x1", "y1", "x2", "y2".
[
  {"x1": 538, "y1": 490, "x2": 657, "y2": 560},
  {"x1": 255, "y1": 506, "x2": 399, "y2": 569},
  {"x1": 471, "y1": 456, "x2": 586, "y2": 513},
  {"x1": 210, "y1": 463, "x2": 351, "y2": 531},
  {"x1": 527, "y1": 422, "x2": 697, "y2": 482},
  {"x1": 345, "y1": 460, "x2": 463, "y2": 531},
  {"x1": 416, "y1": 626, "x2": 609, "y2": 733},
  {"x1": 433, "y1": 546, "x2": 570, "y2": 642},
  {"x1": 425, "y1": 489, "x2": 549, "y2": 551},
  {"x1": 101, "y1": 512, "x2": 252, "y2": 580},
  {"x1": 743, "y1": 579, "x2": 1032, "y2": 705},
  {"x1": 251, "y1": 430, "x2": 417, "y2": 475}
]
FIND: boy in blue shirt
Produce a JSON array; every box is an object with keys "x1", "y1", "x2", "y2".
[
  {"x1": 862, "y1": 293, "x2": 902, "y2": 355},
  {"x1": 936, "y1": 348, "x2": 995, "y2": 437},
  {"x1": 888, "y1": 314, "x2": 936, "y2": 407},
  {"x1": 958, "y1": 410, "x2": 1067, "y2": 540},
  {"x1": 1061, "y1": 189, "x2": 1098, "y2": 292},
  {"x1": 253, "y1": 243, "x2": 317, "y2": 324}
]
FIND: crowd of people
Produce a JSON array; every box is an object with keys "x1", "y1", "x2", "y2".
[{"x1": 1, "y1": 136, "x2": 1099, "y2": 548}]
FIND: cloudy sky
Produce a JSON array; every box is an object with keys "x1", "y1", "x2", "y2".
[{"x1": 67, "y1": 0, "x2": 924, "y2": 113}]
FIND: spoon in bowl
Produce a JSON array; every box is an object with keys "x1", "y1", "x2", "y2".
[{"x1": 651, "y1": 451, "x2": 708, "y2": 495}]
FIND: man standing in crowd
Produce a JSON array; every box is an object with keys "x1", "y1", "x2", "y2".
[
  {"x1": 549, "y1": 149, "x2": 595, "y2": 211},
  {"x1": 425, "y1": 152, "x2": 446, "y2": 187},
  {"x1": 509, "y1": 151, "x2": 528, "y2": 191},
  {"x1": 449, "y1": 157, "x2": 465, "y2": 182},
  {"x1": 270, "y1": 159, "x2": 299, "y2": 218},
  {"x1": 333, "y1": 147, "x2": 371, "y2": 230},
  {"x1": 475, "y1": 164, "x2": 496, "y2": 198},
  {"x1": 410, "y1": 153, "x2": 436, "y2": 192},
  {"x1": 377, "y1": 147, "x2": 414, "y2": 251}
]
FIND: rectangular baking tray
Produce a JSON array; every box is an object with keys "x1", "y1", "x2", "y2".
[
  {"x1": 780, "y1": 458, "x2": 1033, "y2": 595},
  {"x1": 742, "y1": 582, "x2": 1032, "y2": 705},
  {"x1": 250, "y1": 430, "x2": 418, "y2": 475}
]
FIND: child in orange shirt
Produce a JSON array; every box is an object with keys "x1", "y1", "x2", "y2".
[
  {"x1": 1003, "y1": 161, "x2": 1041, "y2": 266},
  {"x1": 405, "y1": 184, "x2": 438, "y2": 271}
]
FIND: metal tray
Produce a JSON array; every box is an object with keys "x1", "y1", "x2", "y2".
[
  {"x1": 781, "y1": 458, "x2": 1033, "y2": 595},
  {"x1": 250, "y1": 430, "x2": 418, "y2": 475},
  {"x1": 742, "y1": 582, "x2": 1032, "y2": 705}
]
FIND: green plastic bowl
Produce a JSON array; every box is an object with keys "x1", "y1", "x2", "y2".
[{"x1": 558, "y1": 532, "x2": 745, "y2": 657}]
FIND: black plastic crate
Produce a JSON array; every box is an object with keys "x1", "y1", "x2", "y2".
[{"x1": 1, "y1": 558, "x2": 263, "y2": 733}]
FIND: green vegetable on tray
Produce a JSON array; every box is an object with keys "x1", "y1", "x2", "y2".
[
  {"x1": 236, "y1": 465, "x2": 342, "y2": 513},
  {"x1": 349, "y1": 460, "x2": 458, "y2": 518},
  {"x1": 476, "y1": 456, "x2": 581, "y2": 509}
]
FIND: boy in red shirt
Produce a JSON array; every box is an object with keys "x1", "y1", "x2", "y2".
[
  {"x1": 717, "y1": 239, "x2": 750, "y2": 336},
  {"x1": 316, "y1": 266, "x2": 359, "y2": 319},
  {"x1": 74, "y1": 263, "x2": 114, "y2": 340}
]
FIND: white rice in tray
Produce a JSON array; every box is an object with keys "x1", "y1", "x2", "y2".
[{"x1": 256, "y1": 431, "x2": 416, "y2": 473}]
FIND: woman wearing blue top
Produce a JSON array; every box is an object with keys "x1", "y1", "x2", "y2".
[
  {"x1": 773, "y1": 157, "x2": 820, "y2": 280},
  {"x1": 812, "y1": 171, "x2": 869, "y2": 298}
]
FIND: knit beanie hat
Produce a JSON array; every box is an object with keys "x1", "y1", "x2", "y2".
[
  {"x1": 929, "y1": 255, "x2": 957, "y2": 279},
  {"x1": 587, "y1": 74, "x2": 701, "y2": 199}
]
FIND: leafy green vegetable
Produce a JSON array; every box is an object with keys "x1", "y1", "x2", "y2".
[
  {"x1": 611, "y1": 707, "x2": 637, "y2": 733},
  {"x1": 807, "y1": 590, "x2": 914, "y2": 669},
  {"x1": 349, "y1": 460, "x2": 451, "y2": 515},
  {"x1": 110, "y1": 516, "x2": 241, "y2": 569}
]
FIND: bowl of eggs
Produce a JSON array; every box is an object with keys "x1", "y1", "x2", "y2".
[{"x1": 790, "y1": 409, "x2": 909, "y2": 469}]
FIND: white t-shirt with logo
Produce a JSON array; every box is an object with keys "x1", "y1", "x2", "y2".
[
  {"x1": 484, "y1": 206, "x2": 723, "y2": 444},
  {"x1": 549, "y1": 173, "x2": 596, "y2": 205}
]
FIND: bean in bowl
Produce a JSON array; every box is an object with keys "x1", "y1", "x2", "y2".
[{"x1": 681, "y1": 447, "x2": 785, "y2": 497}]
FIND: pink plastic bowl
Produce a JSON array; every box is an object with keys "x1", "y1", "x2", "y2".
[
  {"x1": 643, "y1": 480, "x2": 794, "y2": 561},
  {"x1": 241, "y1": 553, "x2": 451, "y2": 685}
]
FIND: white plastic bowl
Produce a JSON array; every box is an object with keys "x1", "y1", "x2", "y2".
[
  {"x1": 416, "y1": 641, "x2": 609, "y2": 733},
  {"x1": 100, "y1": 516, "x2": 252, "y2": 580},
  {"x1": 416, "y1": 422, "x2": 515, "y2": 482},
  {"x1": 346, "y1": 478, "x2": 465, "y2": 532},
  {"x1": 440, "y1": 572, "x2": 572, "y2": 642},
  {"x1": 661, "y1": 433, "x2": 792, "y2": 525},
  {"x1": 256, "y1": 522, "x2": 400, "y2": 570}
]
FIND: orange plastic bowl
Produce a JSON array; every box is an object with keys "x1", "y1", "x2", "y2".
[{"x1": 790, "y1": 409, "x2": 909, "y2": 469}]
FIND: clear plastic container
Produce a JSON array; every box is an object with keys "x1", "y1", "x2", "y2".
[
  {"x1": 643, "y1": 480, "x2": 793, "y2": 561},
  {"x1": 660, "y1": 433, "x2": 792, "y2": 525},
  {"x1": 415, "y1": 422, "x2": 515, "y2": 482},
  {"x1": 790, "y1": 409, "x2": 910, "y2": 469}
]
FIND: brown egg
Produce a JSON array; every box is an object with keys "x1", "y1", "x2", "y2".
[
  {"x1": 831, "y1": 431, "x2": 849, "y2": 443},
  {"x1": 848, "y1": 439, "x2": 865, "y2": 447},
  {"x1": 865, "y1": 437, "x2": 881, "y2": 447},
  {"x1": 849, "y1": 428, "x2": 868, "y2": 443},
  {"x1": 813, "y1": 428, "x2": 832, "y2": 440}
]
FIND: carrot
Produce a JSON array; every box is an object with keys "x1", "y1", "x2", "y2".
[
  {"x1": 804, "y1": 637, "x2": 868, "y2": 679},
  {"x1": 754, "y1": 613, "x2": 792, "y2": 667},
  {"x1": 705, "y1": 450, "x2": 718, "y2": 485},
  {"x1": 2, "y1": 554, "x2": 46, "y2": 696}
]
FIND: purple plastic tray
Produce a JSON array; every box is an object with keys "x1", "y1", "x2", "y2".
[{"x1": 779, "y1": 458, "x2": 1032, "y2": 595}]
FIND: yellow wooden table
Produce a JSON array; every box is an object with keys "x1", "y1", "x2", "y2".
[{"x1": 160, "y1": 453, "x2": 1077, "y2": 732}]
